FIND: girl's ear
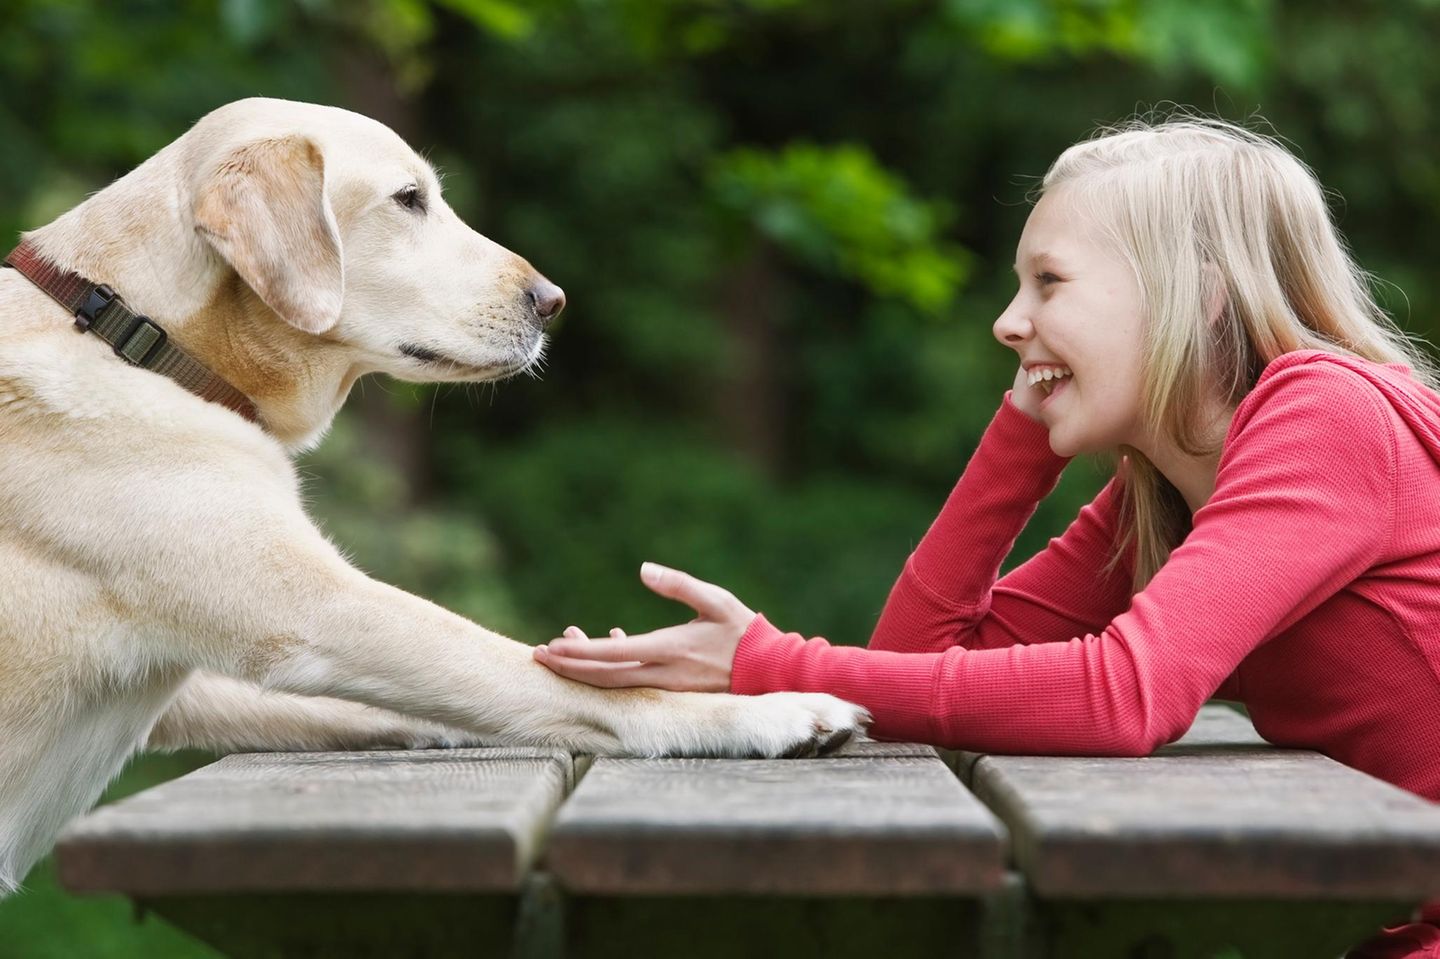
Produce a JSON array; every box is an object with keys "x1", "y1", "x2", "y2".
[{"x1": 193, "y1": 135, "x2": 344, "y2": 335}]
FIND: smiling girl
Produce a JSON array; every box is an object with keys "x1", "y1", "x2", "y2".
[{"x1": 534, "y1": 116, "x2": 1440, "y2": 956}]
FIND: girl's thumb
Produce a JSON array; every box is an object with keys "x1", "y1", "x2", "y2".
[{"x1": 641, "y1": 562, "x2": 669, "y2": 589}]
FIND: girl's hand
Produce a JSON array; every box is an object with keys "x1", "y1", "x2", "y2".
[
  {"x1": 1009, "y1": 362, "x2": 1046, "y2": 422},
  {"x1": 533, "y1": 563, "x2": 756, "y2": 692}
]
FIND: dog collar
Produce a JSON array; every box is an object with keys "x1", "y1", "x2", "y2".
[{"x1": 3, "y1": 239, "x2": 260, "y2": 425}]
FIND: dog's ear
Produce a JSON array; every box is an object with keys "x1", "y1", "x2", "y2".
[{"x1": 194, "y1": 135, "x2": 344, "y2": 335}]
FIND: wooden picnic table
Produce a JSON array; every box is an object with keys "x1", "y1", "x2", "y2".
[{"x1": 56, "y1": 704, "x2": 1440, "y2": 958}]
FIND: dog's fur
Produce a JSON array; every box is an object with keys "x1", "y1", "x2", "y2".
[{"x1": 0, "y1": 98, "x2": 868, "y2": 894}]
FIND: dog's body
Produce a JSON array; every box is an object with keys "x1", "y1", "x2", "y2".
[{"x1": 0, "y1": 99, "x2": 866, "y2": 893}]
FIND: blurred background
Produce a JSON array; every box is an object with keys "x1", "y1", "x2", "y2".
[{"x1": 3, "y1": 0, "x2": 1439, "y2": 954}]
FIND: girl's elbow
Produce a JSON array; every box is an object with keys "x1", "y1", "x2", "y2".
[
  {"x1": 1082, "y1": 727, "x2": 1158, "y2": 758},
  {"x1": 1127, "y1": 710, "x2": 1194, "y2": 757}
]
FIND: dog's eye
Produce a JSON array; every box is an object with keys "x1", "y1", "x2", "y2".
[{"x1": 393, "y1": 186, "x2": 425, "y2": 213}]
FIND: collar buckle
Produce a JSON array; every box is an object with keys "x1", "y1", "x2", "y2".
[{"x1": 75, "y1": 284, "x2": 116, "y2": 332}]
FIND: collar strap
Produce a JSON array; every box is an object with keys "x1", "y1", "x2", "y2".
[{"x1": 3, "y1": 240, "x2": 259, "y2": 425}]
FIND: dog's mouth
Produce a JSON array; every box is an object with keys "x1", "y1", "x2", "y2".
[
  {"x1": 398, "y1": 339, "x2": 543, "y2": 382},
  {"x1": 399, "y1": 342, "x2": 480, "y2": 368}
]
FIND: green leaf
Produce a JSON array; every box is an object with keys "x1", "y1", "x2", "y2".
[
  {"x1": 433, "y1": 0, "x2": 535, "y2": 39},
  {"x1": 709, "y1": 143, "x2": 970, "y2": 315}
]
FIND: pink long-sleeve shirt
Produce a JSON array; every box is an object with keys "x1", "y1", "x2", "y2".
[{"x1": 730, "y1": 349, "x2": 1440, "y2": 954}]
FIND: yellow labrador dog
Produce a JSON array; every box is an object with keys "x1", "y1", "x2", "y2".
[{"x1": 0, "y1": 98, "x2": 868, "y2": 894}]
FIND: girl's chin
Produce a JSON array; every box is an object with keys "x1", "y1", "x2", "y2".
[
  {"x1": 1044, "y1": 422, "x2": 1093, "y2": 459},
  {"x1": 1047, "y1": 434, "x2": 1079, "y2": 458}
]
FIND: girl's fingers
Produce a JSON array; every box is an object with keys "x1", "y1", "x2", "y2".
[
  {"x1": 639, "y1": 562, "x2": 734, "y2": 618},
  {"x1": 546, "y1": 633, "x2": 668, "y2": 663},
  {"x1": 558, "y1": 626, "x2": 629, "y2": 642},
  {"x1": 535, "y1": 650, "x2": 661, "y2": 688}
]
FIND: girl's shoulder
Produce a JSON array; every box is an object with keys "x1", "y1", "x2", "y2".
[
  {"x1": 1211, "y1": 351, "x2": 1417, "y2": 524},
  {"x1": 1252, "y1": 348, "x2": 1415, "y2": 391},
  {"x1": 1226, "y1": 347, "x2": 1440, "y2": 480},
  {"x1": 1226, "y1": 349, "x2": 1422, "y2": 451}
]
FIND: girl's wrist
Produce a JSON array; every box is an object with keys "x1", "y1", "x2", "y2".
[{"x1": 731, "y1": 613, "x2": 787, "y2": 695}]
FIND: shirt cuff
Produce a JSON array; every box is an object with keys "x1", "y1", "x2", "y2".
[{"x1": 731, "y1": 613, "x2": 801, "y2": 696}]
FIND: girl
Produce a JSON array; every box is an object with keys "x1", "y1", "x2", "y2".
[{"x1": 534, "y1": 116, "x2": 1440, "y2": 957}]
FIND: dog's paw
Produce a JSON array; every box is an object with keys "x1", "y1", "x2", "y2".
[
  {"x1": 727, "y1": 692, "x2": 872, "y2": 758},
  {"x1": 618, "y1": 692, "x2": 871, "y2": 759}
]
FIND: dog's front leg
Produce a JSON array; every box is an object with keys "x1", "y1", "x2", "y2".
[
  {"x1": 239, "y1": 571, "x2": 867, "y2": 757},
  {"x1": 92, "y1": 467, "x2": 865, "y2": 759},
  {"x1": 146, "y1": 671, "x2": 491, "y2": 754}
]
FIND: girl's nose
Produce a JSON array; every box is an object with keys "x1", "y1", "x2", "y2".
[{"x1": 992, "y1": 296, "x2": 1033, "y2": 347}]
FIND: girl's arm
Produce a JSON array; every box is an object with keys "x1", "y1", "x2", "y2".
[
  {"x1": 733, "y1": 364, "x2": 1396, "y2": 754},
  {"x1": 867, "y1": 388, "x2": 1131, "y2": 655}
]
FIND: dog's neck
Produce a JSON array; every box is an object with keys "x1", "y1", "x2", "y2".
[{"x1": 22, "y1": 148, "x2": 363, "y2": 452}]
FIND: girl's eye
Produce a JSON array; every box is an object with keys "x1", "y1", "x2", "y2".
[
  {"x1": 1035, "y1": 272, "x2": 1061, "y2": 286},
  {"x1": 393, "y1": 186, "x2": 425, "y2": 213}
]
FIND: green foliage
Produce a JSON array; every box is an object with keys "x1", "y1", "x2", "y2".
[
  {"x1": 433, "y1": 0, "x2": 534, "y2": 40},
  {"x1": 298, "y1": 413, "x2": 532, "y2": 638},
  {"x1": 444, "y1": 418, "x2": 937, "y2": 644},
  {"x1": 711, "y1": 143, "x2": 970, "y2": 314},
  {"x1": 944, "y1": 0, "x2": 1271, "y2": 88}
]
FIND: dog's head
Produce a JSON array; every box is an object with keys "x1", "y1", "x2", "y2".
[{"x1": 184, "y1": 98, "x2": 562, "y2": 384}]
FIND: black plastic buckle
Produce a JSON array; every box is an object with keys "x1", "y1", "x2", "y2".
[
  {"x1": 75, "y1": 284, "x2": 116, "y2": 332},
  {"x1": 114, "y1": 315, "x2": 167, "y2": 366}
]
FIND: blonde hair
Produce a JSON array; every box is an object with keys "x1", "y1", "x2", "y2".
[{"x1": 1039, "y1": 112, "x2": 1440, "y2": 591}]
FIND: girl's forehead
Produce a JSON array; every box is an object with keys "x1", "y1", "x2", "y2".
[{"x1": 1018, "y1": 187, "x2": 1108, "y2": 263}]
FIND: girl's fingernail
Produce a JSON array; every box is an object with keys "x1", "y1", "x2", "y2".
[
  {"x1": 641, "y1": 562, "x2": 663, "y2": 585},
  {"x1": 534, "y1": 645, "x2": 547, "y2": 657}
]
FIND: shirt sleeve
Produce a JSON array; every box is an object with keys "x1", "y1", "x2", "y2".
[
  {"x1": 732, "y1": 364, "x2": 1398, "y2": 755},
  {"x1": 868, "y1": 389, "x2": 1132, "y2": 654}
]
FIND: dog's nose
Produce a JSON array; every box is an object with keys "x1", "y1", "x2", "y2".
[{"x1": 526, "y1": 278, "x2": 566, "y2": 328}]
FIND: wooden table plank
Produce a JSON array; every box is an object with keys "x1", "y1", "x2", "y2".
[
  {"x1": 833, "y1": 738, "x2": 974, "y2": 782},
  {"x1": 971, "y1": 705, "x2": 1440, "y2": 898},
  {"x1": 546, "y1": 754, "x2": 1007, "y2": 896},
  {"x1": 57, "y1": 747, "x2": 571, "y2": 895},
  {"x1": 828, "y1": 740, "x2": 942, "y2": 759}
]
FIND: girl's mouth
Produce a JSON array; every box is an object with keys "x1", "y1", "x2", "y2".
[{"x1": 1039, "y1": 375, "x2": 1071, "y2": 411}]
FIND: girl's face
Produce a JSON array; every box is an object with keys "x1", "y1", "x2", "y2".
[{"x1": 993, "y1": 186, "x2": 1148, "y2": 458}]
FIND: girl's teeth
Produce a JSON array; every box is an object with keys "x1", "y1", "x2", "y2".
[{"x1": 1027, "y1": 366, "x2": 1074, "y2": 387}]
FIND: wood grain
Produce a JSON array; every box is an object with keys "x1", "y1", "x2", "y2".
[
  {"x1": 971, "y1": 705, "x2": 1440, "y2": 898},
  {"x1": 546, "y1": 754, "x2": 1007, "y2": 895},
  {"x1": 57, "y1": 748, "x2": 571, "y2": 894}
]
